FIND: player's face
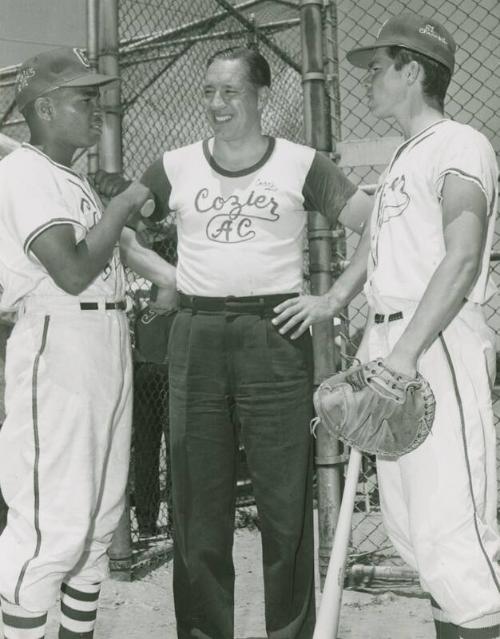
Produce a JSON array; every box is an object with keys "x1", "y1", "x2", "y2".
[
  {"x1": 202, "y1": 59, "x2": 261, "y2": 141},
  {"x1": 364, "y1": 49, "x2": 407, "y2": 118},
  {"x1": 49, "y1": 86, "x2": 103, "y2": 149}
]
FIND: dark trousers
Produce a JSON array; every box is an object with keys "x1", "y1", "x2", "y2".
[
  {"x1": 168, "y1": 307, "x2": 315, "y2": 639},
  {"x1": 133, "y1": 361, "x2": 170, "y2": 535}
]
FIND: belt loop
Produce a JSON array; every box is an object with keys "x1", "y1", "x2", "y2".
[{"x1": 191, "y1": 296, "x2": 197, "y2": 316}]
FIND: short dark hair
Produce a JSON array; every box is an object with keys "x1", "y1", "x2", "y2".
[
  {"x1": 387, "y1": 46, "x2": 451, "y2": 112},
  {"x1": 207, "y1": 47, "x2": 271, "y2": 88}
]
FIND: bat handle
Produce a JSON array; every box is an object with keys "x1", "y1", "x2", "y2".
[{"x1": 313, "y1": 448, "x2": 362, "y2": 639}]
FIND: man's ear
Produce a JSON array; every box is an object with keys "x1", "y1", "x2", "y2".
[
  {"x1": 257, "y1": 86, "x2": 270, "y2": 111},
  {"x1": 406, "y1": 60, "x2": 421, "y2": 86},
  {"x1": 33, "y1": 96, "x2": 54, "y2": 122}
]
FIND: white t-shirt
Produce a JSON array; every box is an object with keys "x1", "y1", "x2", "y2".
[
  {"x1": 0, "y1": 144, "x2": 125, "y2": 310},
  {"x1": 366, "y1": 120, "x2": 498, "y2": 304},
  {"x1": 142, "y1": 136, "x2": 357, "y2": 297}
]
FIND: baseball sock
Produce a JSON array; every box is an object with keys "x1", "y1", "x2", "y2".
[
  {"x1": 432, "y1": 596, "x2": 459, "y2": 639},
  {"x1": 435, "y1": 619, "x2": 459, "y2": 638},
  {"x1": 456, "y1": 626, "x2": 500, "y2": 639},
  {"x1": 1, "y1": 597, "x2": 47, "y2": 639},
  {"x1": 434, "y1": 620, "x2": 500, "y2": 638},
  {"x1": 58, "y1": 582, "x2": 100, "y2": 638}
]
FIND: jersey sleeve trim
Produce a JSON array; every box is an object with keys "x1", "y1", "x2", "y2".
[
  {"x1": 302, "y1": 151, "x2": 358, "y2": 224},
  {"x1": 24, "y1": 219, "x2": 87, "y2": 255},
  {"x1": 437, "y1": 168, "x2": 493, "y2": 216},
  {"x1": 141, "y1": 158, "x2": 173, "y2": 217}
]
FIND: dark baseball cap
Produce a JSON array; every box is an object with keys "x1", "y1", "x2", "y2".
[
  {"x1": 347, "y1": 13, "x2": 456, "y2": 74},
  {"x1": 15, "y1": 47, "x2": 118, "y2": 111}
]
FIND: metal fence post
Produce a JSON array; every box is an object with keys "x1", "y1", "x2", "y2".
[
  {"x1": 86, "y1": 0, "x2": 100, "y2": 176},
  {"x1": 299, "y1": 0, "x2": 343, "y2": 587},
  {"x1": 99, "y1": 0, "x2": 122, "y2": 173},
  {"x1": 98, "y1": 0, "x2": 132, "y2": 581}
]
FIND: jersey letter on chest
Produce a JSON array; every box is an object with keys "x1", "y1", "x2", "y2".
[{"x1": 194, "y1": 186, "x2": 280, "y2": 244}]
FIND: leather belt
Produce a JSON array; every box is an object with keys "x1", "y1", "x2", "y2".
[
  {"x1": 374, "y1": 311, "x2": 403, "y2": 323},
  {"x1": 179, "y1": 292, "x2": 298, "y2": 314},
  {"x1": 80, "y1": 301, "x2": 127, "y2": 311}
]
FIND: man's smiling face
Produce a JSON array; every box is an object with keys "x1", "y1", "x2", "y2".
[{"x1": 202, "y1": 58, "x2": 261, "y2": 141}]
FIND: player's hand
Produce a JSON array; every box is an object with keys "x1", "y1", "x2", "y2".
[
  {"x1": 272, "y1": 294, "x2": 338, "y2": 339},
  {"x1": 149, "y1": 285, "x2": 178, "y2": 314},
  {"x1": 115, "y1": 181, "x2": 153, "y2": 214},
  {"x1": 92, "y1": 169, "x2": 131, "y2": 198}
]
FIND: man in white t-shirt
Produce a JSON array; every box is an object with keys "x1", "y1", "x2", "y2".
[
  {"x1": 134, "y1": 47, "x2": 373, "y2": 639},
  {"x1": 275, "y1": 13, "x2": 500, "y2": 639},
  {"x1": 0, "y1": 47, "x2": 176, "y2": 639}
]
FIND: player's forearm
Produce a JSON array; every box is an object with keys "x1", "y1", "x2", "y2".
[
  {"x1": 70, "y1": 187, "x2": 150, "y2": 293},
  {"x1": 119, "y1": 227, "x2": 177, "y2": 289},
  {"x1": 325, "y1": 221, "x2": 370, "y2": 313},
  {"x1": 391, "y1": 251, "x2": 481, "y2": 361}
]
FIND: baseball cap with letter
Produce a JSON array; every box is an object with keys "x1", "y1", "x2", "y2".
[
  {"x1": 347, "y1": 13, "x2": 456, "y2": 74},
  {"x1": 15, "y1": 47, "x2": 118, "y2": 112}
]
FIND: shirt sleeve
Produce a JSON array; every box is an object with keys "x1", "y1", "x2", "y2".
[
  {"x1": 140, "y1": 157, "x2": 173, "y2": 222},
  {"x1": 302, "y1": 151, "x2": 358, "y2": 224},
  {"x1": 5, "y1": 155, "x2": 87, "y2": 256},
  {"x1": 435, "y1": 129, "x2": 498, "y2": 216}
]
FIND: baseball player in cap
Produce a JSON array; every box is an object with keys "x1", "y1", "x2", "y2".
[
  {"x1": 274, "y1": 12, "x2": 500, "y2": 639},
  {"x1": 0, "y1": 47, "x2": 176, "y2": 638}
]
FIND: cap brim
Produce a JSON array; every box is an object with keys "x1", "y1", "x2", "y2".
[
  {"x1": 346, "y1": 46, "x2": 381, "y2": 69},
  {"x1": 63, "y1": 73, "x2": 119, "y2": 88}
]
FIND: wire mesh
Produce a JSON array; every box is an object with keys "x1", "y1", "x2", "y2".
[{"x1": 0, "y1": 75, "x2": 29, "y2": 150}]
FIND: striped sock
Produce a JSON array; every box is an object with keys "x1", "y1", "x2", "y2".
[
  {"x1": 457, "y1": 626, "x2": 500, "y2": 639},
  {"x1": 58, "y1": 582, "x2": 100, "y2": 638},
  {"x1": 435, "y1": 619, "x2": 459, "y2": 638},
  {"x1": 1, "y1": 598, "x2": 47, "y2": 639}
]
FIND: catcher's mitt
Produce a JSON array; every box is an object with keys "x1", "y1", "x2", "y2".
[{"x1": 312, "y1": 358, "x2": 435, "y2": 458}]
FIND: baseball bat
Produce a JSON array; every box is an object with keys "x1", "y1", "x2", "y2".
[{"x1": 313, "y1": 447, "x2": 362, "y2": 639}]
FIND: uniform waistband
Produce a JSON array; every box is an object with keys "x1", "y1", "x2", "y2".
[
  {"x1": 374, "y1": 311, "x2": 403, "y2": 323},
  {"x1": 80, "y1": 301, "x2": 126, "y2": 311},
  {"x1": 18, "y1": 296, "x2": 127, "y2": 315},
  {"x1": 178, "y1": 292, "x2": 298, "y2": 314},
  {"x1": 369, "y1": 297, "x2": 485, "y2": 329}
]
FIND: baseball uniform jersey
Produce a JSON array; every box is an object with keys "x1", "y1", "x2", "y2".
[{"x1": 365, "y1": 119, "x2": 498, "y2": 306}]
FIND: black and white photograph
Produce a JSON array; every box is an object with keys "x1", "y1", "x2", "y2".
[{"x1": 0, "y1": 1, "x2": 498, "y2": 637}]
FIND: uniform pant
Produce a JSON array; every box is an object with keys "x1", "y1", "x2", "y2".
[
  {"x1": 0, "y1": 299, "x2": 132, "y2": 612},
  {"x1": 168, "y1": 304, "x2": 315, "y2": 639},
  {"x1": 362, "y1": 296, "x2": 500, "y2": 629}
]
